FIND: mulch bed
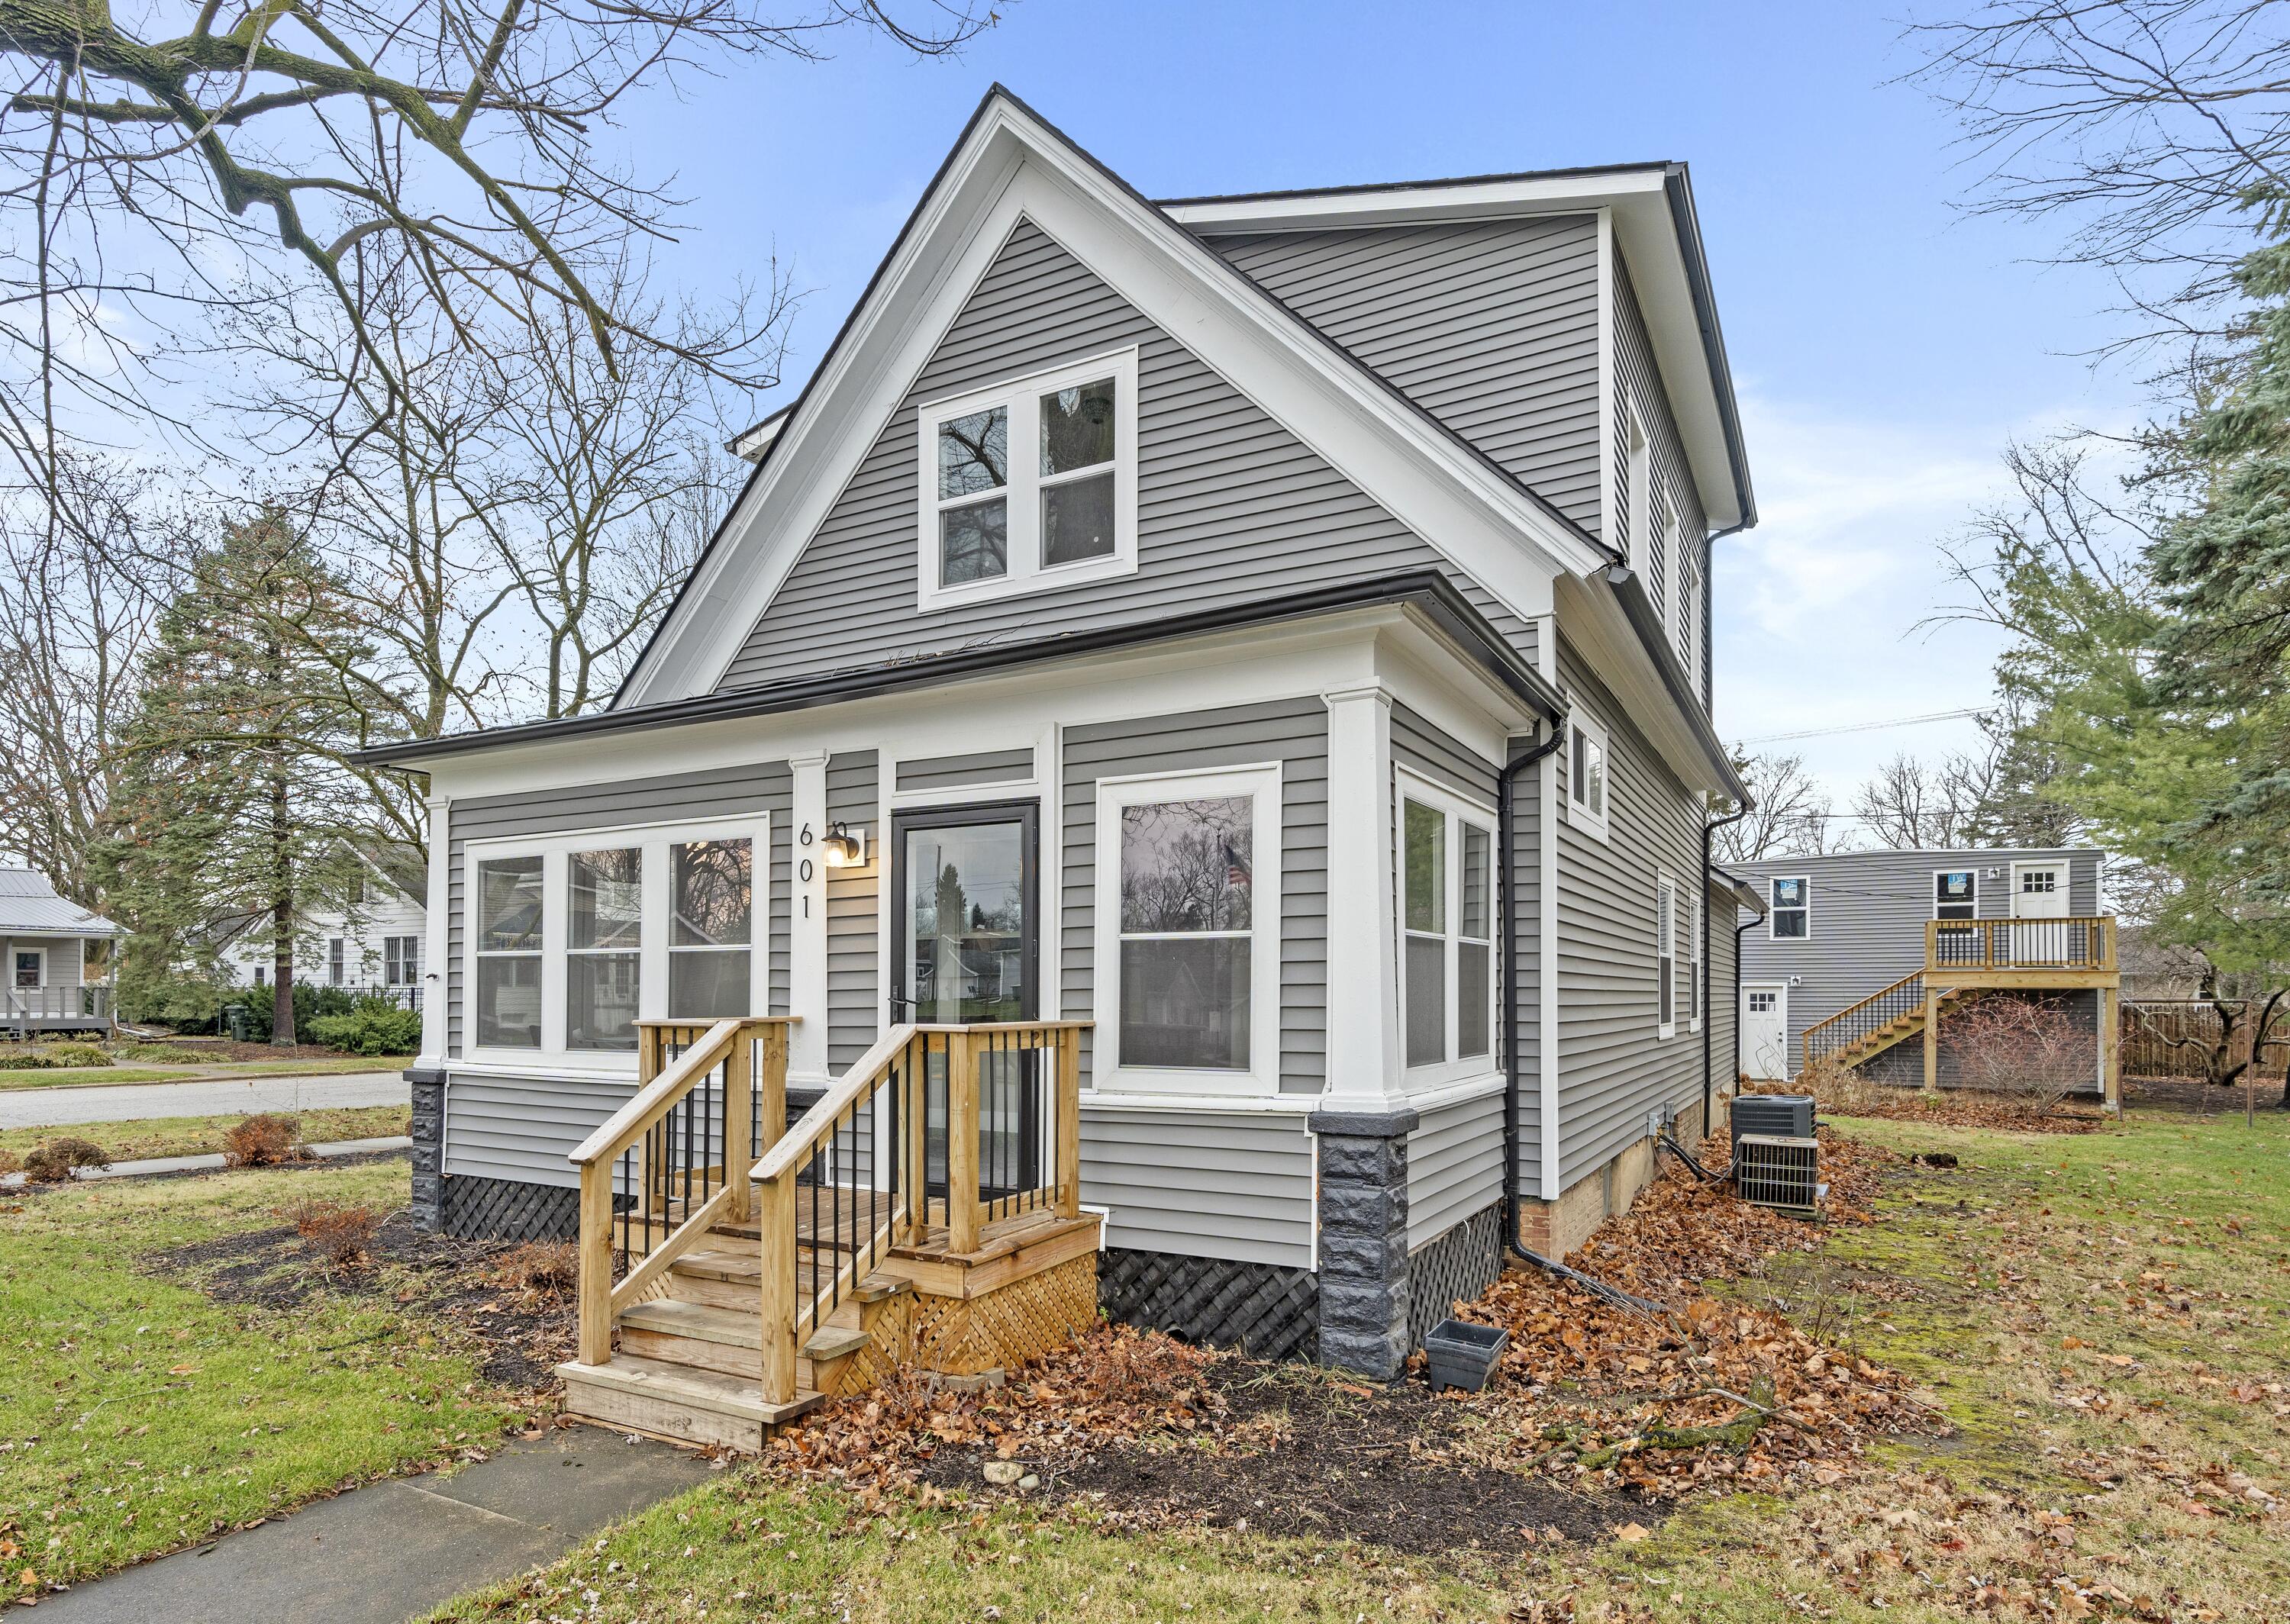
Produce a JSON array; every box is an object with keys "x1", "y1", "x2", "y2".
[
  {"x1": 143, "y1": 1205, "x2": 575, "y2": 1389},
  {"x1": 1752, "y1": 1083, "x2": 2115, "y2": 1135},
  {"x1": 2124, "y1": 1074, "x2": 2290, "y2": 1115}
]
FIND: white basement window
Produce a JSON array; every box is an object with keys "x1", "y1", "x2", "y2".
[
  {"x1": 916, "y1": 347, "x2": 1140, "y2": 611},
  {"x1": 1399, "y1": 775, "x2": 1498, "y2": 1084},
  {"x1": 1092, "y1": 763, "x2": 1282, "y2": 1096}
]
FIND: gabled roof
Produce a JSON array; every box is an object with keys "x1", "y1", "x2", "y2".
[
  {"x1": 621, "y1": 85, "x2": 1621, "y2": 710},
  {"x1": 0, "y1": 869, "x2": 122, "y2": 937},
  {"x1": 1163, "y1": 163, "x2": 1753, "y2": 532}
]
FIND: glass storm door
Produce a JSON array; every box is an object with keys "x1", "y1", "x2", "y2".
[{"x1": 892, "y1": 803, "x2": 1040, "y2": 1202}]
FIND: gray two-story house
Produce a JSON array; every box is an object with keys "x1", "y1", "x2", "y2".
[
  {"x1": 1731, "y1": 847, "x2": 2117, "y2": 1098},
  {"x1": 356, "y1": 88, "x2": 1759, "y2": 1439}
]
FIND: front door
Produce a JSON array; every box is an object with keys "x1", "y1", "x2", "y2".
[
  {"x1": 1741, "y1": 984, "x2": 1789, "y2": 1081},
  {"x1": 891, "y1": 802, "x2": 1040, "y2": 1199}
]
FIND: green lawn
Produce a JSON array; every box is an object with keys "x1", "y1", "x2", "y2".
[
  {"x1": 0, "y1": 1055, "x2": 411, "y2": 1091},
  {"x1": 0, "y1": 1160, "x2": 523, "y2": 1587},
  {"x1": 429, "y1": 1107, "x2": 2290, "y2": 1623},
  {"x1": 0, "y1": 1104, "x2": 411, "y2": 1165}
]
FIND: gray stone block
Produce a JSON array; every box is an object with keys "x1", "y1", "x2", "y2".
[
  {"x1": 1318, "y1": 1230, "x2": 1409, "y2": 1283},
  {"x1": 1318, "y1": 1182, "x2": 1405, "y2": 1238},
  {"x1": 1318, "y1": 1134, "x2": 1407, "y2": 1185}
]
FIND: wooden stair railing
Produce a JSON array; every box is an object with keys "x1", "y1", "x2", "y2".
[
  {"x1": 1802, "y1": 970, "x2": 1926, "y2": 1071},
  {"x1": 568, "y1": 1016, "x2": 795, "y2": 1366},
  {"x1": 747, "y1": 1020, "x2": 1088, "y2": 1405},
  {"x1": 1927, "y1": 916, "x2": 2114, "y2": 973}
]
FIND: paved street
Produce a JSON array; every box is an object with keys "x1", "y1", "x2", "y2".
[{"x1": 0, "y1": 1070, "x2": 408, "y2": 1129}]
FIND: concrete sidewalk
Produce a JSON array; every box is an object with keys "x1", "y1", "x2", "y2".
[
  {"x1": 33, "y1": 1426, "x2": 714, "y2": 1623},
  {"x1": 0, "y1": 1070, "x2": 407, "y2": 1129},
  {"x1": 0, "y1": 1134, "x2": 411, "y2": 1190}
]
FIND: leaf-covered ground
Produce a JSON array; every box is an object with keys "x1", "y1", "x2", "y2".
[
  {"x1": 430, "y1": 1107, "x2": 2290, "y2": 1623},
  {"x1": 0, "y1": 1160, "x2": 527, "y2": 1592}
]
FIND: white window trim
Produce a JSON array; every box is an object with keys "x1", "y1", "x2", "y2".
[
  {"x1": 1768, "y1": 874, "x2": 1811, "y2": 942},
  {"x1": 1689, "y1": 891, "x2": 1704, "y2": 1035},
  {"x1": 1397, "y1": 768, "x2": 1500, "y2": 1089},
  {"x1": 1565, "y1": 713, "x2": 1611, "y2": 843},
  {"x1": 1656, "y1": 871, "x2": 1678, "y2": 1041},
  {"x1": 1625, "y1": 404, "x2": 1650, "y2": 578},
  {"x1": 1090, "y1": 761, "x2": 1282, "y2": 1099},
  {"x1": 914, "y1": 346, "x2": 1140, "y2": 612},
  {"x1": 1931, "y1": 866, "x2": 1979, "y2": 921},
  {"x1": 461, "y1": 812, "x2": 769, "y2": 1075}
]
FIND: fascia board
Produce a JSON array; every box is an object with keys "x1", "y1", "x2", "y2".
[
  {"x1": 628, "y1": 101, "x2": 1592, "y2": 707},
  {"x1": 1552, "y1": 570, "x2": 1739, "y2": 801},
  {"x1": 1172, "y1": 171, "x2": 1747, "y2": 533}
]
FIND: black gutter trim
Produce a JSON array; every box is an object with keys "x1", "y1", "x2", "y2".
[
  {"x1": 1701, "y1": 808, "x2": 1750, "y2": 1135},
  {"x1": 1601, "y1": 564, "x2": 1749, "y2": 804},
  {"x1": 1500, "y1": 717, "x2": 1566, "y2": 1271},
  {"x1": 351, "y1": 571, "x2": 1563, "y2": 771},
  {"x1": 1660, "y1": 167, "x2": 1756, "y2": 530}
]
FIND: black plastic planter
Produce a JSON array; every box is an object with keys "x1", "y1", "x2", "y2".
[{"x1": 1423, "y1": 1319, "x2": 1509, "y2": 1393}]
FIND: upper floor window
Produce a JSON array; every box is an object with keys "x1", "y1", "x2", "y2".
[
  {"x1": 1770, "y1": 875, "x2": 1809, "y2": 940},
  {"x1": 1567, "y1": 715, "x2": 1610, "y2": 842},
  {"x1": 916, "y1": 348, "x2": 1139, "y2": 611},
  {"x1": 1934, "y1": 869, "x2": 1977, "y2": 921}
]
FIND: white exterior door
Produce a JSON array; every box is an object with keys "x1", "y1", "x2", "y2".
[
  {"x1": 2011, "y1": 863, "x2": 2069, "y2": 920},
  {"x1": 1741, "y1": 984, "x2": 1789, "y2": 1081}
]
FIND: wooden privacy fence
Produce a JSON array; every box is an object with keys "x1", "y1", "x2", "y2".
[{"x1": 2121, "y1": 1000, "x2": 2288, "y2": 1081}]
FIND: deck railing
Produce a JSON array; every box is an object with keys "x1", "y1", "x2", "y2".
[
  {"x1": 568, "y1": 1016, "x2": 795, "y2": 1366},
  {"x1": 1801, "y1": 969, "x2": 1925, "y2": 1071},
  {"x1": 1927, "y1": 916, "x2": 2114, "y2": 973},
  {"x1": 5, "y1": 984, "x2": 111, "y2": 1026},
  {"x1": 748, "y1": 1021, "x2": 1085, "y2": 1403}
]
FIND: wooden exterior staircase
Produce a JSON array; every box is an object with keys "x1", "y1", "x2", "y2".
[
  {"x1": 556, "y1": 1017, "x2": 1099, "y2": 1451},
  {"x1": 1800, "y1": 916, "x2": 2124, "y2": 1104}
]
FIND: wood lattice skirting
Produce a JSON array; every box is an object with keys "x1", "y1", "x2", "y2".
[{"x1": 910, "y1": 1252, "x2": 1099, "y2": 1376}]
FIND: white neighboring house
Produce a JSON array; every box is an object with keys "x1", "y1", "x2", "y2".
[
  {"x1": 221, "y1": 850, "x2": 430, "y2": 1008},
  {"x1": 2, "y1": 868, "x2": 122, "y2": 1035}
]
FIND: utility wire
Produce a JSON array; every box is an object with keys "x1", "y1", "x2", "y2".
[{"x1": 1733, "y1": 707, "x2": 1988, "y2": 746}]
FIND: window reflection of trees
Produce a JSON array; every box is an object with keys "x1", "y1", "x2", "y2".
[{"x1": 1119, "y1": 798, "x2": 1252, "y2": 933}]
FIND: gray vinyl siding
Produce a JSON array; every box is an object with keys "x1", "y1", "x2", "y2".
[
  {"x1": 825, "y1": 751, "x2": 882, "y2": 1071},
  {"x1": 1614, "y1": 253, "x2": 1711, "y2": 707},
  {"x1": 894, "y1": 747, "x2": 1035, "y2": 793},
  {"x1": 720, "y1": 218, "x2": 1534, "y2": 689},
  {"x1": 5, "y1": 936, "x2": 83, "y2": 984},
  {"x1": 1406, "y1": 1088, "x2": 1505, "y2": 1252},
  {"x1": 444, "y1": 762, "x2": 793, "y2": 1056},
  {"x1": 1061, "y1": 698, "x2": 1329, "y2": 1096},
  {"x1": 1732, "y1": 847, "x2": 2104, "y2": 1070},
  {"x1": 442, "y1": 1071, "x2": 624, "y2": 1189},
  {"x1": 1392, "y1": 703, "x2": 1498, "y2": 804},
  {"x1": 1707, "y1": 875, "x2": 1740, "y2": 1104},
  {"x1": 1079, "y1": 1104, "x2": 1316, "y2": 1268},
  {"x1": 1509, "y1": 735, "x2": 1544, "y2": 1194},
  {"x1": 1203, "y1": 217, "x2": 1603, "y2": 536},
  {"x1": 1552, "y1": 636, "x2": 1706, "y2": 1191}
]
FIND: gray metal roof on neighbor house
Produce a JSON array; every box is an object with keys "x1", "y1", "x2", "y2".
[{"x1": 0, "y1": 869, "x2": 121, "y2": 936}]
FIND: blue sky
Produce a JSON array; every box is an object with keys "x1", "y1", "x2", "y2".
[{"x1": 624, "y1": 1, "x2": 2148, "y2": 824}]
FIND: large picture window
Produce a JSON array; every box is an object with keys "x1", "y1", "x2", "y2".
[
  {"x1": 1093, "y1": 764, "x2": 1282, "y2": 1094},
  {"x1": 475, "y1": 855, "x2": 543, "y2": 1049},
  {"x1": 463, "y1": 815, "x2": 765, "y2": 1062},
  {"x1": 1400, "y1": 778, "x2": 1497, "y2": 1080},
  {"x1": 917, "y1": 349, "x2": 1138, "y2": 609}
]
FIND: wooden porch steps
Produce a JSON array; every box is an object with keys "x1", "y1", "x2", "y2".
[
  {"x1": 556, "y1": 1354, "x2": 823, "y2": 1452},
  {"x1": 1827, "y1": 988, "x2": 1985, "y2": 1070}
]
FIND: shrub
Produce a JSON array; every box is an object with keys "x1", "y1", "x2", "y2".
[
  {"x1": 223, "y1": 1113, "x2": 302, "y2": 1168},
  {"x1": 486, "y1": 1241, "x2": 579, "y2": 1301},
  {"x1": 42, "y1": 1041, "x2": 109, "y2": 1068},
  {"x1": 1950, "y1": 994, "x2": 2090, "y2": 1112},
  {"x1": 0, "y1": 1050, "x2": 54, "y2": 1071},
  {"x1": 307, "y1": 1003, "x2": 423, "y2": 1056},
  {"x1": 0, "y1": 1149, "x2": 20, "y2": 1177},
  {"x1": 283, "y1": 1198, "x2": 379, "y2": 1270},
  {"x1": 22, "y1": 1136, "x2": 107, "y2": 1183}
]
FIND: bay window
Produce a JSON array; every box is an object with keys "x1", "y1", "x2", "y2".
[
  {"x1": 1399, "y1": 776, "x2": 1497, "y2": 1081},
  {"x1": 918, "y1": 348, "x2": 1138, "y2": 609},
  {"x1": 463, "y1": 816, "x2": 764, "y2": 1063},
  {"x1": 1092, "y1": 763, "x2": 1282, "y2": 1094}
]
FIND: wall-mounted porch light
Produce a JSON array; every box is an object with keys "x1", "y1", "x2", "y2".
[{"x1": 821, "y1": 821, "x2": 865, "y2": 868}]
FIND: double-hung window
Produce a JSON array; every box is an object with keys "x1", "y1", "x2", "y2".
[
  {"x1": 1400, "y1": 778, "x2": 1498, "y2": 1081},
  {"x1": 1769, "y1": 875, "x2": 1809, "y2": 939},
  {"x1": 327, "y1": 938, "x2": 345, "y2": 986},
  {"x1": 1092, "y1": 764, "x2": 1281, "y2": 1094},
  {"x1": 1567, "y1": 715, "x2": 1610, "y2": 840},
  {"x1": 475, "y1": 856, "x2": 544, "y2": 1048},
  {"x1": 567, "y1": 848, "x2": 642, "y2": 1051},
  {"x1": 1934, "y1": 869, "x2": 1977, "y2": 920},
  {"x1": 1688, "y1": 893, "x2": 1703, "y2": 1033},
  {"x1": 1656, "y1": 874, "x2": 1678, "y2": 1039},
  {"x1": 918, "y1": 348, "x2": 1139, "y2": 609},
  {"x1": 383, "y1": 935, "x2": 422, "y2": 986},
  {"x1": 465, "y1": 816, "x2": 763, "y2": 1063}
]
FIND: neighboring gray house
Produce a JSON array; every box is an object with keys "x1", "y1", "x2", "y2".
[
  {"x1": 354, "y1": 89, "x2": 1758, "y2": 1413},
  {"x1": 2, "y1": 868, "x2": 121, "y2": 1036},
  {"x1": 1730, "y1": 847, "x2": 2117, "y2": 1096}
]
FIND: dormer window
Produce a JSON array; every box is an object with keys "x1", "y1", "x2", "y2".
[{"x1": 917, "y1": 347, "x2": 1139, "y2": 610}]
